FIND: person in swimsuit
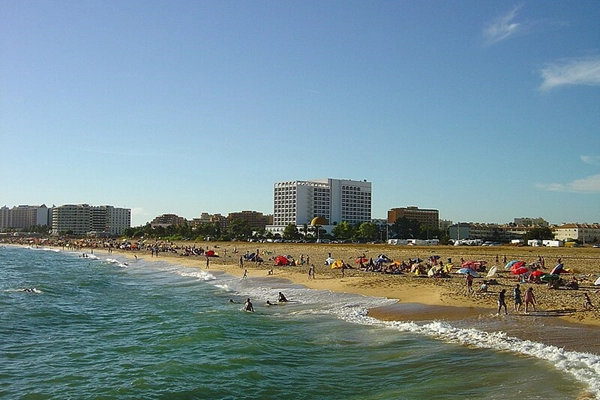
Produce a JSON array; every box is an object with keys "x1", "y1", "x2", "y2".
[
  {"x1": 243, "y1": 298, "x2": 254, "y2": 312},
  {"x1": 513, "y1": 284, "x2": 523, "y2": 312},
  {"x1": 497, "y1": 289, "x2": 508, "y2": 315},
  {"x1": 524, "y1": 287, "x2": 536, "y2": 313}
]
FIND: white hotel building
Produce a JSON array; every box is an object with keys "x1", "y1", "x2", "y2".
[
  {"x1": 266, "y1": 178, "x2": 372, "y2": 235},
  {"x1": 52, "y1": 204, "x2": 131, "y2": 236}
]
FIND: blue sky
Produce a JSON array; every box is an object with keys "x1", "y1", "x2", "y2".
[{"x1": 2, "y1": 1, "x2": 599, "y2": 227}]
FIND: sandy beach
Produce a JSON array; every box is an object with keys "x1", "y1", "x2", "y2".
[{"x1": 110, "y1": 241, "x2": 600, "y2": 328}]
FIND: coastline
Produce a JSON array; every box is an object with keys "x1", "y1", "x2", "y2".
[
  {"x1": 92, "y1": 242, "x2": 600, "y2": 329},
  {"x1": 96, "y1": 243, "x2": 600, "y2": 357},
  {"x1": 11, "y1": 241, "x2": 599, "y2": 329}
]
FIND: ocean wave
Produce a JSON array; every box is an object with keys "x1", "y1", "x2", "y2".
[
  {"x1": 179, "y1": 270, "x2": 216, "y2": 281},
  {"x1": 330, "y1": 304, "x2": 600, "y2": 399}
]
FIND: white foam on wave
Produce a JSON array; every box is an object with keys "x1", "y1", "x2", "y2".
[
  {"x1": 179, "y1": 270, "x2": 216, "y2": 281},
  {"x1": 27, "y1": 246, "x2": 60, "y2": 253},
  {"x1": 326, "y1": 301, "x2": 600, "y2": 399},
  {"x1": 103, "y1": 258, "x2": 128, "y2": 268},
  {"x1": 152, "y1": 260, "x2": 600, "y2": 399},
  {"x1": 214, "y1": 272, "x2": 600, "y2": 398}
]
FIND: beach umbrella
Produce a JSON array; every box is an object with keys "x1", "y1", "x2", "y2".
[
  {"x1": 505, "y1": 260, "x2": 519, "y2": 270},
  {"x1": 563, "y1": 268, "x2": 579, "y2": 273},
  {"x1": 331, "y1": 260, "x2": 344, "y2": 269},
  {"x1": 550, "y1": 263, "x2": 564, "y2": 275},
  {"x1": 530, "y1": 270, "x2": 544, "y2": 277},
  {"x1": 595, "y1": 277, "x2": 600, "y2": 286},
  {"x1": 356, "y1": 257, "x2": 368, "y2": 264},
  {"x1": 457, "y1": 268, "x2": 480, "y2": 277},
  {"x1": 540, "y1": 273, "x2": 560, "y2": 282},
  {"x1": 325, "y1": 257, "x2": 335, "y2": 265},
  {"x1": 275, "y1": 255, "x2": 289, "y2": 266},
  {"x1": 511, "y1": 266, "x2": 529, "y2": 275},
  {"x1": 486, "y1": 265, "x2": 498, "y2": 278}
]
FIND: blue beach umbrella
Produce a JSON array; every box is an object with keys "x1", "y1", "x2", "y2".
[
  {"x1": 457, "y1": 268, "x2": 480, "y2": 277},
  {"x1": 505, "y1": 260, "x2": 519, "y2": 270}
]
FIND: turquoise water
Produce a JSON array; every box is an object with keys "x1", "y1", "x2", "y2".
[{"x1": 1, "y1": 246, "x2": 597, "y2": 399}]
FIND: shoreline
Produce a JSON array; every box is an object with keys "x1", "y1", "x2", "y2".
[
  {"x1": 12, "y1": 241, "x2": 600, "y2": 328},
  {"x1": 93, "y1": 242, "x2": 600, "y2": 328},
  {"x1": 103, "y1": 245, "x2": 600, "y2": 355}
]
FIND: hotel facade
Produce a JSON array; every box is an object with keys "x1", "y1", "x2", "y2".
[
  {"x1": 266, "y1": 178, "x2": 372, "y2": 235},
  {"x1": 52, "y1": 204, "x2": 131, "y2": 236}
]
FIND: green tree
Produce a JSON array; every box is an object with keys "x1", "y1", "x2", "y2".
[
  {"x1": 283, "y1": 224, "x2": 299, "y2": 240},
  {"x1": 228, "y1": 219, "x2": 252, "y2": 240},
  {"x1": 524, "y1": 227, "x2": 554, "y2": 241},
  {"x1": 356, "y1": 222, "x2": 379, "y2": 241},
  {"x1": 390, "y1": 217, "x2": 421, "y2": 239},
  {"x1": 332, "y1": 221, "x2": 356, "y2": 240}
]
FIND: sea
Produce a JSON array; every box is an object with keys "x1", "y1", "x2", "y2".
[{"x1": 1, "y1": 245, "x2": 599, "y2": 399}]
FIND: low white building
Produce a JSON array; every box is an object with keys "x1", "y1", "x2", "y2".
[{"x1": 553, "y1": 223, "x2": 600, "y2": 244}]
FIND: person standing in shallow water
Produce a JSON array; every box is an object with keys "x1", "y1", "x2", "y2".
[
  {"x1": 513, "y1": 284, "x2": 523, "y2": 313},
  {"x1": 243, "y1": 298, "x2": 254, "y2": 312},
  {"x1": 497, "y1": 289, "x2": 508, "y2": 315},
  {"x1": 524, "y1": 287, "x2": 536, "y2": 313}
]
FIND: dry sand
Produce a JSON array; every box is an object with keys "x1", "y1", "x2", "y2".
[{"x1": 116, "y1": 242, "x2": 600, "y2": 327}]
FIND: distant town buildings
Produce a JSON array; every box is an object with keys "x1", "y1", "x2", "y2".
[
  {"x1": 554, "y1": 223, "x2": 600, "y2": 244},
  {"x1": 266, "y1": 178, "x2": 372, "y2": 235},
  {"x1": 387, "y1": 206, "x2": 439, "y2": 229},
  {"x1": 227, "y1": 211, "x2": 272, "y2": 230},
  {"x1": 52, "y1": 204, "x2": 131, "y2": 236},
  {"x1": 0, "y1": 204, "x2": 52, "y2": 230},
  {"x1": 1, "y1": 195, "x2": 597, "y2": 245},
  {"x1": 513, "y1": 217, "x2": 549, "y2": 227},
  {"x1": 150, "y1": 214, "x2": 188, "y2": 229}
]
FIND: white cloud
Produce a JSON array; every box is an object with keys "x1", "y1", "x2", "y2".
[
  {"x1": 581, "y1": 155, "x2": 600, "y2": 166},
  {"x1": 483, "y1": 6, "x2": 523, "y2": 45},
  {"x1": 540, "y1": 57, "x2": 600, "y2": 91},
  {"x1": 536, "y1": 174, "x2": 600, "y2": 193}
]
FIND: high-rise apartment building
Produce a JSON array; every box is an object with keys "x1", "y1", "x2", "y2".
[
  {"x1": 0, "y1": 204, "x2": 52, "y2": 230},
  {"x1": 52, "y1": 204, "x2": 131, "y2": 235},
  {"x1": 266, "y1": 178, "x2": 371, "y2": 234}
]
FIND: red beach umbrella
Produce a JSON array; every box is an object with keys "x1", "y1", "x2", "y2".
[{"x1": 511, "y1": 266, "x2": 529, "y2": 275}]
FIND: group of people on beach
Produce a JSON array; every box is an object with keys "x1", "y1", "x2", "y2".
[
  {"x1": 497, "y1": 284, "x2": 537, "y2": 315},
  {"x1": 239, "y1": 292, "x2": 289, "y2": 312}
]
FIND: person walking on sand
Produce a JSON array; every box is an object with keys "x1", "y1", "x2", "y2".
[
  {"x1": 466, "y1": 273, "x2": 474, "y2": 295},
  {"x1": 497, "y1": 289, "x2": 508, "y2": 315},
  {"x1": 513, "y1": 284, "x2": 523, "y2": 313},
  {"x1": 584, "y1": 293, "x2": 593, "y2": 310},
  {"x1": 239, "y1": 256, "x2": 243, "y2": 268},
  {"x1": 242, "y1": 269, "x2": 248, "y2": 279},
  {"x1": 524, "y1": 287, "x2": 536, "y2": 313},
  {"x1": 206, "y1": 256, "x2": 210, "y2": 269}
]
